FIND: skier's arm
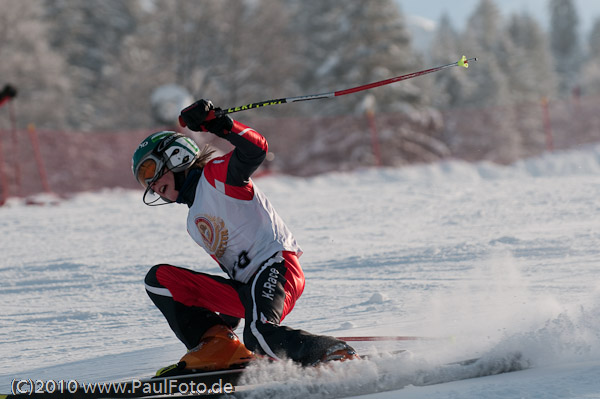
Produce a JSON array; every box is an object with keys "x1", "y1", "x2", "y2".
[
  {"x1": 221, "y1": 120, "x2": 267, "y2": 185},
  {"x1": 179, "y1": 99, "x2": 268, "y2": 185}
]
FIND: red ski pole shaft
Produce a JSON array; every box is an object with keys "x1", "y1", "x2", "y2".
[
  {"x1": 336, "y1": 335, "x2": 440, "y2": 342},
  {"x1": 216, "y1": 56, "x2": 476, "y2": 117}
]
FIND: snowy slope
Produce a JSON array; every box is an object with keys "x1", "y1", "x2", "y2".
[{"x1": 2, "y1": 144, "x2": 600, "y2": 398}]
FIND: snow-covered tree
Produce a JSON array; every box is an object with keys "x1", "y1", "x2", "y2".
[
  {"x1": 549, "y1": 0, "x2": 582, "y2": 95},
  {"x1": 588, "y1": 18, "x2": 600, "y2": 58},
  {"x1": 285, "y1": 0, "x2": 423, "y2": 116},
  {"x1": 0, "y1": 0, "x2": 69, "y2": 129},
  {"x1": 457, "y1": 0, "x2": 512, "y2": 107},
  {"x1": 429, "y1": 14, "x2": 476, "y2": 109},
  {"x1": 114, "y1": 0, "x2": 225, "y2": 128},
  {"x1": 506, "y1": 13, "x2": 558, "y2": 154},
  {"x1": 580, "y1": 18, "x2": 600, "y2": 96},
  {"x1": 43, "y1": 0, "x2": 138, "y2": 130},
  {"x1": 119, "y1": 0, "x2": 298, "y2": 124},
  {"x1": 507, "y1": 13, "x2": 557, "y2": 100},
  {"x1": 451, "y1": 0, "x2": 524, "y2": 163}
]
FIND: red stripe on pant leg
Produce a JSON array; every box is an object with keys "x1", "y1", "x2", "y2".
[
  {"x1": 280, "y1": 251, "x2": 305, "y2": 321},
  {"x1": 155, "y1": 265, "x2": 245, "y2": 318}
]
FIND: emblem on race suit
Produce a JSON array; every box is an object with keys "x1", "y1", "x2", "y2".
[{"x1": 195, "y1": 215, "x2": 228, "y2": 258}]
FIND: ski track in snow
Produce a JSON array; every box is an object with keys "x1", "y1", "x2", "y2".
[{"x1": 2, "y1": 145, "x2": 600, "y2": 398}]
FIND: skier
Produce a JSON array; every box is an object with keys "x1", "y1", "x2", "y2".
[{"x1": 132, "y1": 99, "x2": 358, "y2": 373}]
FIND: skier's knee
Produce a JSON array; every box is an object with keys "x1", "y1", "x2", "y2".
[{"x1": 145, "y1": 264, "x2": 169, "y2": 287}]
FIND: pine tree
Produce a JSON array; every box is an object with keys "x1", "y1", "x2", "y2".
[
  {"x1": 119, "y1": 0, "x2": 298, "y2": 124},
  {"x1": 589, "y1": 18, "x2": 600, "y2": 58},
  {"x1": 455, "y1": 0, "x2": 523, "y2": 163},
  {"x1": 43, "y1": 0, "x2": 138, "y2": 130},
  {"x1": 457, "y1": 0, "x2": 512, "y2": 107},
  {"x1": 507, "y1": 13, "x2": 557, "y2": 100},
  {"x1": 116, "y1": 0, "x2": 228, "y2": 128},
  {"x1": 507, "y1": 12, "x2": 558, "y2": 155},
  {"x1": 0, "y1": 0, "x2": 69, "y2": 129},
  {"x1": 549, "y1": 0, "x2": 582, "y2": 95},
  {"x1": 285, "y1": 0, "x2": 423, "y2": 116},
  {"x1": 429, "y1": 14, "x2": 476, "y2": 109},
  {"x1": 218, "y1": 0, "x2": 299, "y2": 114},
  {"x1": 348, "y1": 1, "x2": 424, "y2": 113},
  {"x1": 580, "y1": 18, "x2": 600, "y2": 96}
]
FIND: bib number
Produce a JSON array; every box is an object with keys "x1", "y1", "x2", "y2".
[{"x1": 234, "y1": 251, "x2": 251, "y2": 270}]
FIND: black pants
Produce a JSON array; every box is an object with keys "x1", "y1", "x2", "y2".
[{"x1": 144, "y1": 252, "x2": 344, "y2": 366}]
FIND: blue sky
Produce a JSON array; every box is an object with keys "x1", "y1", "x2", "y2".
[{"x1": 397, "y1": 0, "x2": 599, "y2": 35}]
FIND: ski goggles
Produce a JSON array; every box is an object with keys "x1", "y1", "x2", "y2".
[{"x1": 136, "y1": 157, "x2": 162, "y2": 189}]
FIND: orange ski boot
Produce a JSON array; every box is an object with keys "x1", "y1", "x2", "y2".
[{"x1": 179, "y1": 324, "x2": 255, "y2": 371}]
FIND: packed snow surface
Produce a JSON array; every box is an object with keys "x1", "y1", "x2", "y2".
[{"x1": 2, "y1": 144, "x2": 600, "y2": 398}]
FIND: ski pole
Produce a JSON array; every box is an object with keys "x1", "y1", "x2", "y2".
[
  {"x1": 336, "y1": 335, "x2": 441, "y2": 342},
  {"x1": 215, "y1": 56, "x2": 476, "y2": 117}
]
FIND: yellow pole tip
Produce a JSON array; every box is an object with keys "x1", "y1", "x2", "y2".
[{"x1": 458, "y1": 55, "x2": 469, "y2": 68}]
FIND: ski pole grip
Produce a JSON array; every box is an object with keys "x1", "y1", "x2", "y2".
[
  {"x1": 213, "y1": 108, "x2": 226, "y2": 118},
  {"x1": 178, "y1": 108, "x2": 217, "y2": 128},
  {"x1": 205, "y1": 109, "x2": 216, "y2": 121}
]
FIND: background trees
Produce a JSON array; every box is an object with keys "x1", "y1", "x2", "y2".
[
  {"x1": 1, "y1": 0, "x2": 597, "y2": 136},
  {"x1": 0, "y1": 0, "x2": 69, "y2": 129},
  {"x1": 580, "y1": 19, "x2": 600, "y2": 96},
  {"x1": 2, "y1": 0, "x2": 600, "y2": 196}
]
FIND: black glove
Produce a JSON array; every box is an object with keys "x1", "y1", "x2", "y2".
[
  {"x1": 179, "y1": 99, "x2": 233, "y2": 137},
  {"x1": 179, "y1": 99, "x2": 214, "y2": 131},
  {"x1": 202, "y1": 110, "x2": 233, "y2": 137},
  {"x1": 0, "y1": 84, "x2": 17, "y2": 99}
]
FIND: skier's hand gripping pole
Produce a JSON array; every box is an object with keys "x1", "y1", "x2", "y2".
[{"x1": 179, "y1": 99, "x2": 233, "y2": 137}]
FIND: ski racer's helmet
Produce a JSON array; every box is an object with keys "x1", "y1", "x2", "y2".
[{"x1": 132, "y1": 131, "x2": 200, "y2": 203}]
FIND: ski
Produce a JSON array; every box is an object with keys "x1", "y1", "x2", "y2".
[
  {"x1": 0, "y1": 368, "x2": 242, "y2": 399},
  {"x1": 0, "y1": 349, "x2": 403, "y2": 399},
  {"x1": 0, "y1": 350, "x2": 526, "y2": 399},
  {"x1": 417, "y1": 351, "x2": 528, "y2": 386}
]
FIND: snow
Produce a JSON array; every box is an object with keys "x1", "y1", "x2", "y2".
[{"x1": 3, "y1": 144, "x2": 600, "y2": 398}]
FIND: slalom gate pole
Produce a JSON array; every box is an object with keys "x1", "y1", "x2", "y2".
[
  {"x1": 9, "y1": 101, "x2": 21, "y2": 197},
  {"x1": 0, "y1": 127, "x2": 8, "y2": 206},
  {"x1": 26, "y1": 123, "x2": 52, "y2": 194},
  {"x1": 216, "y1": 56, "x2": 476, "y2": 117}
]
